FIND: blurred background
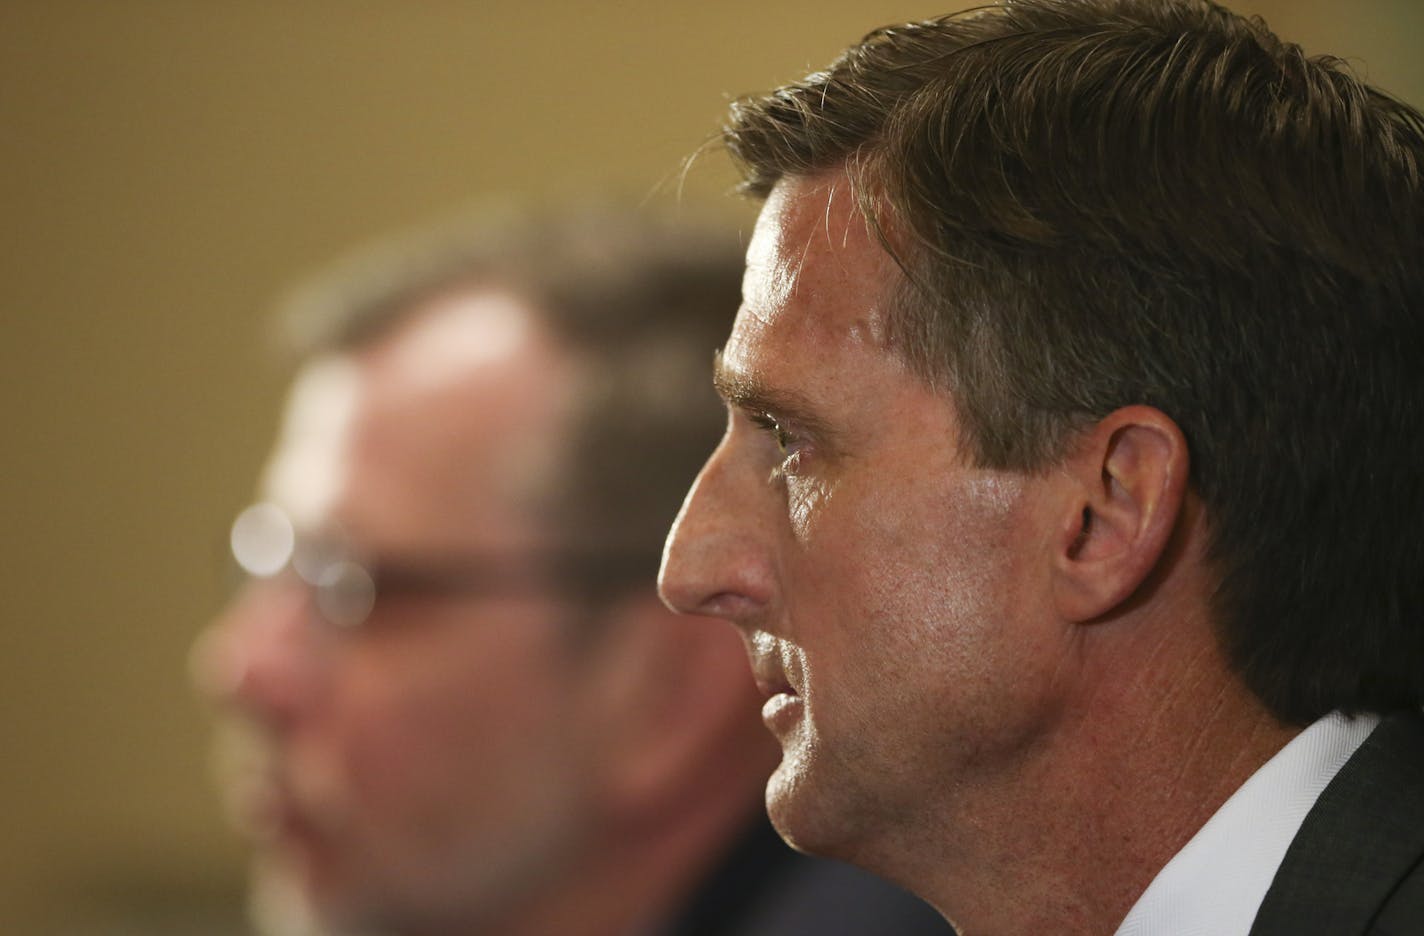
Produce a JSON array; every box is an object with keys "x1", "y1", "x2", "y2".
[{"x1": 3, "y1": 1, "x2": 1421, "y2": 932}]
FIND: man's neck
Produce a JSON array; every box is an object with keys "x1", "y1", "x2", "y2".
[{"x1": 886, "y1": 621, "x2": 1299, "y2": 935}]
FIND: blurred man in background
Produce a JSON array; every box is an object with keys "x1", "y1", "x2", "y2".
[{"x1": 191, "y1": 207, "x2": 951, "y2": 936}]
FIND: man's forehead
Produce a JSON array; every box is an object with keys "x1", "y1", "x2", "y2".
[
  {"x1": 259, "y1": 355, "x2": 361, "y2": 531},
  {"x1": 740, "y1": 172, "x2": 896, "y2": 338},
  {"x1": 726, "y1": 171, "x2": 900, "y2": 385},
  {"x1": 258, "y1": 294, "x2": 573, "y2": 547},
  {"x1": 762, "y1": 169, "x2": 874, "y2": 244},
  {"x1": 366, "y1": 288, "x2": 542, "y2": 397}
]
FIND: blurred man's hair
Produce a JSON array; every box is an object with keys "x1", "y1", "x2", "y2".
[
  {"x1": 724, "y1": 0, "x2": 1424, "y2": 724},
  {"x1": 277, "y1": 204, "x2": 743, "y2": 604}
]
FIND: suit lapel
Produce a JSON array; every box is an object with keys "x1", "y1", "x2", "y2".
[{"x1": 1249, "y1": 711, "x2": 1424, "y2": 935}]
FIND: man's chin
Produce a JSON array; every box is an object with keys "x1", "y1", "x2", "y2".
[
  {"x1": 250, "y1": 842, "x2": 445, "y2": 936},
  {"x1": 248, "y1": 852, "x2": 330, "y2": 936},
  {"x1": 764, "y1": 756, "x2": 842, "y2": 859},
  {"x1": 250, "y1": 836, "x2": 393, "y2": 936}
]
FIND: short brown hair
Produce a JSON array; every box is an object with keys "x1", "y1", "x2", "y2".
[{"x1": 725, "y1": 0, "x2": 1424, "y2": 724}]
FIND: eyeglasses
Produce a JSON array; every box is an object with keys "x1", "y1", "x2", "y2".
[{"x1": 228, "y1": 502, "x2": 655, "y2": 629}]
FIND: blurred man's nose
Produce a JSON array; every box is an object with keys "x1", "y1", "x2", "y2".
[
  {"x1": 191, "y1": 582, "x2": 324, "y2": 729},
  {"x1": 658, "y1": 441, "x2": 776, "y2": 627}
]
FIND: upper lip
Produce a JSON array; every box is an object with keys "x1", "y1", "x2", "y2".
[{"x1": 747, "y1": 639, "x2": 798, "y2": 698}]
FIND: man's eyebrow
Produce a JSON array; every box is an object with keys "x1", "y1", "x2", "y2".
[{"x1": 712, "y1": 350, "x2": 841, "y2": 446}]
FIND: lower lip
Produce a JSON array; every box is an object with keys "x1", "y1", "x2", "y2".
[{"x1": 762, "y1": 692, "x2": 803, "y2": 732}]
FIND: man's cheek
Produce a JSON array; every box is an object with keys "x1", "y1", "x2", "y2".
[{"x1": 787, "y1": 475, "x2": 838, "y2": 542}]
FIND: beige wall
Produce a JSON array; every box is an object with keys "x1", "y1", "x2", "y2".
[{"x1": 3, "y1": 1, "x2": 1420, "y2": 931}]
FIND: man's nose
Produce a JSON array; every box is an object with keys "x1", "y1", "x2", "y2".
[
  {"x1": 190, "y1": 582, "x2": 325, "y2": 729},
  {"x1": 659, "y1": 440, "x2": 776, "y2": 626}
]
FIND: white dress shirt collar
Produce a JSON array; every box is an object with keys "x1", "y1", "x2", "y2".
[{"x1": 1114, "y1": 710, "x2": 1380, "y2": 936}]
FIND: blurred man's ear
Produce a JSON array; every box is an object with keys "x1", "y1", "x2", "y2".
[
  {"x1": 1049, "y1": 406, "x2": 1190, "y2": 624},
  {"x1": 580, "y1": 591, "x2": 775, "y2": 820}
]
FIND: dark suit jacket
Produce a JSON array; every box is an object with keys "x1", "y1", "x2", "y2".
[{"x1": 1250, "y1": 710, "x2": 1424, "y2": 935}]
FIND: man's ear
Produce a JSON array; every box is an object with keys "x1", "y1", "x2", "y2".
[{"x1": 1050, "y1": 405, "x2": 1190, "y2": 623}]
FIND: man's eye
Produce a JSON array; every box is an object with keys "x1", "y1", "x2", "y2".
[
  {"x1": 747, "y1": 411, "x2": 808, "y2": 483},
  {"x1": 750, "y1": 411, "x2": 796, "y2": 454}
]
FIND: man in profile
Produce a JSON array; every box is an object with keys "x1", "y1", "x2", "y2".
[
  {"x1": 192, "y1": 207, "x2": 951, "y2": 935},
  {"x1": 659, "y1": 1, "x2": 1424, "y2": 933}
]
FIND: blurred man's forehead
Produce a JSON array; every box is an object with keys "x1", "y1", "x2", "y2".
[
  {"x1": 268, "y1": 290, "x2": 579, "y2": 555},
  {"x1": 365, "y1": 288, "x2": 542, "y2": 399},
  {"x1": 256, "y1": 288, "x2": 572, "y2": 542},
  {"x1": 260, "y1": 354, "x2": 361, "y2": 532}
]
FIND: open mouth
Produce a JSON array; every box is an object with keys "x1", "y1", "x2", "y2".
[
  {"x1": 748, "y1": 656, "x2": 802, "y2": 733},
  {"x1": 750, "y1": 660, "x2": 796, "y2": 701},
  {"x1": 760, "y1": 673, "x2": 794, "y2": 697}
]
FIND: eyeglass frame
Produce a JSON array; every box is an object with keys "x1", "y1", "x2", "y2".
[{"x1": 226, "y1": 501, "x2": 660, "y2": 630}]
